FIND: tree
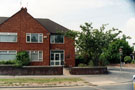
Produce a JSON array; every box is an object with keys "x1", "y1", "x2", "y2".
[
  {"x1": 65, "y1": 23, "x2": 122, "y2": 66},
  {"x1": 104, "y1": 38, "x2": 133, "y2": 64}
]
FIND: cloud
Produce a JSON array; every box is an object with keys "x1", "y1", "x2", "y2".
[
  {"x1": 26, "y1": 0, "x2": 115, "y2": 18},
  {"x1": 0, "y1": 0, "x2": 117, "y2": 18},
  {"x1": 123, "y1": 17, "x2": 135, "y2": 45}
]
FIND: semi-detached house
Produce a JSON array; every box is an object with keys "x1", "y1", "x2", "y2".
[{"x1": 0, "y1": 8, "x2": 75, "y2": 67}]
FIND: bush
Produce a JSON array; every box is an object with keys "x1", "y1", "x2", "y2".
[
  {"x1": 124, "y1": 56, "x2": 132, "y2": 63},
  {"x1": 15, "y1": 51, "x2": 30, "y2": 67},
  {"x1": 99, "y1": 53, "x2": 109, "y2": 66},
  {"x1": 78, "y1": 63, "x2": 87, "y2": 67},
  {"x1": 131, "y1": 60, "x2": 135, "y2": 64},
  {"x1": 88, "y1": 60, "x2": 94, "y2": 66},
  {"x1": 0, "y1": 60, "x2": 16, "y2": 65}
]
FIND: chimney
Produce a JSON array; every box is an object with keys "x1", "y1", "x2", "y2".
[{"x1": 21, "y1": 7, "x2": 27, "y2": 12}]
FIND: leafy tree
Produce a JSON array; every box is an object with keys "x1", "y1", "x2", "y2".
[
  {"x1": 76, "y1": 23, "x2": 121, "y2": 66},
  {"x1": 65, "y1": 23, "x2": 122, "y2": 66},
  {"x1": 64, "y1": 22, "x2": 133, "y2": 66},
  {"x1": 104, "y1": 38, "x2": 133, "y2": 64}
]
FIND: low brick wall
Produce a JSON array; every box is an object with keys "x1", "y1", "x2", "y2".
[
  {"x1": 0, "y1": 65, "x2": 63, "y2": 75},
  {"x1": 70, "y1": 67, "x2": 108, "y2": 75}
]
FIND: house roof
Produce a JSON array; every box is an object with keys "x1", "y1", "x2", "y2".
[{"x1": 0, "y1": 17, "x2": 69, "y2": 33}]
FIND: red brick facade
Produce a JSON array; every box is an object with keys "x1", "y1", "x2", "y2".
[{"x1": 0, "y1": 8, "x2": 75, "y2": 67}]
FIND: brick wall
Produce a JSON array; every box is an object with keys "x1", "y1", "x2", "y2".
[
  {"x1": 0, "y1": 65, "x2": 63, "y2": 75},
  {"x1": 70, "y1": 67, "x2": 108, "y2": 75}
]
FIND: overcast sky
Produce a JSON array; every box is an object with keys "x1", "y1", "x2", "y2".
[{"x1": 0, "y1": 0, "x2": 135, "y2": 45}]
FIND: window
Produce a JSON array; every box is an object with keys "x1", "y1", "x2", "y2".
[
  {"x1": 50, "y1": 35, "x2": 64, "y2": 44},
  {"x1": 0, "y1": 50, "x2": 17, "y2": 60},
  {"x1": 50, "y1": 50, "x2": 64, "y2": 66},
  {"x1": 0, "y1": 33, "x2": 17, "y2": 42},
  {"x1": 26, "y1": 33, "x2": 43, "y2": 43},
  {"x1": 28, "y1": 51, "x2": 43, "y2": 61}
]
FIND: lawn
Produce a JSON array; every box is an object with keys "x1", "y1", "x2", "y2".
[{"x1": 0, "y1": 77, "x2": 85, "y2": 87}]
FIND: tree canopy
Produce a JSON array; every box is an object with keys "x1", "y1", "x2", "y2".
[{"x1": 65, "y1": 22, "x2": 133, "y2": 66}]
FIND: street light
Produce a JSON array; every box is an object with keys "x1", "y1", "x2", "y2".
[{"x1": 119, "y1": 46, "x2": 123, "y2": 71}]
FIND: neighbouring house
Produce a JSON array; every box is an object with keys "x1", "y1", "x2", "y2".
[{"x1": 0, "y1": 8, "x2": 75, "y2": 67}]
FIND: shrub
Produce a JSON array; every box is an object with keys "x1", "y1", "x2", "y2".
[
  {"x1": 0, "y1": 60, "x2": 16, "y2": 65},
  {"x1": 131, "y1": 60, "x2": 135, "y2": 64},
  {"x1": 88, "y1": 60, "x2": 94, "y2": 66},
  {"x1": 124, "y1": 56, "x2": 132, "y2": 63},
  {"x1": 78, "y1": 63, "x2": 87, "y2": 67},
  {"x1": 99, "y1": 53, "x2": 109, "y2": 66},
  {"x1": 15, "y1": 51, "x2": 30, "y2": 67}
]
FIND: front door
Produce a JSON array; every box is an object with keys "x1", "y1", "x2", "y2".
[{"x1": 50, "y1": 51, "x2": 64, "y2": 66}]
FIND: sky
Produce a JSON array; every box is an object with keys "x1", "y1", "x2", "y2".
[{"x1": 0, "y1": 0, "x2": 135, "y2": 46}]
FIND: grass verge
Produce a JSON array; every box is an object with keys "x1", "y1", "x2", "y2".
[{"x1": 0, "y1": 77, "x2": 85, "y2": 87}]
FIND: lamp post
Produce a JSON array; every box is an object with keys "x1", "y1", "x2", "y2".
[{"x1": 119, "y1": 46, "x2": 123, "y2": 71}]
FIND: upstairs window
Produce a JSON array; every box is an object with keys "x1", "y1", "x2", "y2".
[
  {"x1": 0, "y1": 33, "x2": 17, "y2": 42},
  {"x1": 50, "y1": 35, "x2": 64, "y2": 44},
  {"x1": 26, "y1": 33, "x2": 43, "y2": 43}
]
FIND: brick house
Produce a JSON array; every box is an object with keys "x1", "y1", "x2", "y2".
[{"x1": 0, "y1": 8, "x2": 75, "y2": 67}]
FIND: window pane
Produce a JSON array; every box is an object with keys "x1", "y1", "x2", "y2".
[
  {"x1": 0, "y1": 35, "x2": 17, "y2": 42},
  {"x1": 27, "y1": 35, "x2": 30, "y2": 42},
  {"x1": 0, "y1": 55, "x2": 16, "y2": 60},
  {"x1": 0, "y1": 51, "x2": 7, "y2": 54},
  {"x1": 61, "y1": 53, "x2": 64, "y2": 60},
  {"x1": 55, "y1": 62, "x2": 60, "y2": 65},
  {"x1": 31, "y1": 34, "x2": 38, "y2": 42},
  {"x1": 39, "y1": 35, "x2": 43, "y2": 43},
  {"x1": 9, "y1": 51, "x2": 16, "y2": 54},
  {"x1": 39, "y1": 51, "x2": 43, "y2": 60},
  {"x1": 50, "y1": 35, "x2": 55, "y2": 43},
  {"x1": 50, "y1": 62, "x2": 54, "y2": 65},
  {"x1": 31, "y1": 51, "x2": 38, "y2": 60},
  {"x1": 51, "y1": 54, "x2": 54, "y2": 60},
  {"x1": 0, "y1": 50, "x2": 16, "y2": 61},
  {"x1": 55, "y1": 54, "x2": 59, "y2": 60},
  {"x1": 55, "y1": 35, "x2": 64, "y2": 43}
]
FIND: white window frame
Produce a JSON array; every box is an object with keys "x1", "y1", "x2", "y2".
[
  {"x1": 26, "y1": 33, "x2": 43, "y2": 43},
  {"x1": 0, "y1": 32, "x2": 17, "y2": 42},
  {"x1": 50, "y1": 35, "x2": 64, "y2": 44},
  {"x1": 28, "y1": 50, "x2": 43, "y2": 62},
  {"x1": 50, "y1": 50, "x2": 65, "y2": 66},
  {"x1": 0, "y1": 50, "x2": 17, "y2": 60}
]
